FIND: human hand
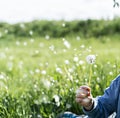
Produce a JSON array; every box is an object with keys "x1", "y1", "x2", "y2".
[{"x1": 76, "y1": 85, "x2": 94, "y2": 111}]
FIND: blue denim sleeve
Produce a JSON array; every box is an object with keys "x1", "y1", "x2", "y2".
[{"x1": 83, "y1": 75, "x2": 120, "y2": 118}]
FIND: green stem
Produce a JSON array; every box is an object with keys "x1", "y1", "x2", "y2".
[{"x1": 88, "y1": 65, "x2": 92, "y2": 87}]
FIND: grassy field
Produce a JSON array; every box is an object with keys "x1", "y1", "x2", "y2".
[{"x1": 0, "y1": 36, "x2": 120, "y2": 117}]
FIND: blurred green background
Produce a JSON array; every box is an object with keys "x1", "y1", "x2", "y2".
[{"x1": 0, "y1": 18, "x2": 120, "y2": 117}]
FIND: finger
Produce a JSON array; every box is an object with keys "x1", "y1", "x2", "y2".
[
  {"x1": 80, "y1": 85, "x2": 91, "y2": 91},
  {"x1": 76, "y1": 89, "x2": 89, "y2": 97}
]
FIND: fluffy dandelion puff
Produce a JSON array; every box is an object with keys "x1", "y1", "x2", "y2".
[{"x1": 86, "y1": 55, "x2": 96, "y2": 64}]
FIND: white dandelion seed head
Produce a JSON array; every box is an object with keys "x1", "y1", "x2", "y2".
[
  {"x1": 23, "y1": 42, "x2": 27, "y2": 46},
  {"x1": 80, "y1": 44, "x2": 85, "y2": 48},
  {"x1": 94, "y1": 64, "x2": 97, "y2": 68},
  {"x1": 79, "y1": 60, "x2": 84, "y2": 65},
  {"x1": 4, "y1": 29, "x2": 8, "y2": 34},
  {"x1": 56, "y1": 67, "x2": 62, "y2": 74},
  {"x1": 49, "y1": 45, "x2": 55, "y2": 51},
  {"x1": 29, "y1": 30, "x2": 33, "y2": 35},
  {"x1": 20, "y1": 23, "x2": 25, "y2": 28},
  {"x1": 41, "y1": 70, "x2": 46, "y2": 75},
  {"x1": 0, "y1": 32, "x2": 2, "y2": 37},
  {"x1": 63, "y1": 40, "x2": 71, "y2": 49},
  {"x1": 35, "y1": 69, "x2": 40, "y2": 73},
  {"x1": 45, "y1": 35, "x2": 50, "y2": 40},
  {"x1": 53, "y1": 95, "x2": 60, "y2": 103},
  {"x1": 76, "y1": 36, "x2": 80, "y2": 40},
  {"x1": 30, "y1": 38, "x2": 34, "y2": 43},
  {"x1": 62, "y1": 23, "x2": 66, "y2": 27},
  {"x1": 64, "y1": 60, "x2": 69, "y2": 65},
  {"x1": 86, "y1": 55, "x2": 96, "y2": 64},
  {"x1": 16, "y1": 41, "x2": 20, "y2": 46},
  {"x1": 73, "y1": 56, "x2": 79, "y2": 62},
  {"x1": 109, "y1": 71, "x2": 113, "y2": 75}
]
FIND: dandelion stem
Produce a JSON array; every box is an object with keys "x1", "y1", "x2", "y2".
[{"x1": 88, "y1": 65, "x2": 92, "y2": 86}]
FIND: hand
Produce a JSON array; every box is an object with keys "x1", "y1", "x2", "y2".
[{"x1": 76, "y1": 85, "x2": 94, "y2": 111}]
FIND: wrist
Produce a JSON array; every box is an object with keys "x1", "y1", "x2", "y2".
[{"x1": 84, "y1": 99, "x2": 94, "y2": 111}]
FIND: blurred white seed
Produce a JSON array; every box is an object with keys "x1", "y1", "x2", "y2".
[
  {"x1": 80, "y1": 44, "x2": 85, "y2": 48},
  {"x1": 76, "y1": 36, "x2": 80, "y2": 40},
  {"x1": 41, "y1": 70, "x2": 46, "y2": 75},
  {"x1": 79, "y1": 60, "x2": 84, "y2": 65},
  {"x1": 45, "y1": 35, "x2": 50, "y2": 40},
  {"x1": 29, "y1": 30, "x2": 33, "y2": 35},
  {"x1": 109, "y1": 72, "x2": 113, "y2": 75},
  {"x1": 23, "y1": 42, "x2": 27, "y2": 46},
  {"x1": 63, "y1": 40, "x2": 71, "y2": 49},
  {"x1": 73, "y1": 56, "x2": 79, "y2": 62},
  {"x1": 64, "y1": 60, "x2": 69, "y2": 65},
  {"x1": 62, "y1": 23, "x2": 66, "y2": 27}
]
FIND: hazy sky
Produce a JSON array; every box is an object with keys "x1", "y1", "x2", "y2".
[{"x1": 0, "y1": 0, "x2": 120, "y2": 23}]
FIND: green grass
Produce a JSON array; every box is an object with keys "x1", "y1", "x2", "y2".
[{"x1": 0, "y1": 36, "x2": 120, "y2": 117}]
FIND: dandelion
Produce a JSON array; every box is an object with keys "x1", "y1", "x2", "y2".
[
  {"x1": 63, "y1": 39, "x2": 71, "y2": 49},
  {"x1": 109, "y1": 71, "x2": 113, "y2": 76},
  {"x1": 23, "y1": 42, "x2": 27, "y2": 46},
  {"x1": 0, "y1": 32, "x2": 2, "y2": 38},
  {"x1": 64, "y1": 60, "x2": 69, "y2": 65},
  {"x1": 4, "y1": 29, "x2": 8, "y2": 34},
  {"x1": 16, "y1": 41, "x2": 20, "y2": 46},
  {"x1": 45, "y1": 35, "x2": 50, "y2": 40},
  {"x1": 79, "y1": 60, "x2": 84, "y2": 65},
  {"x1": 30, "y1": 38, "x2": 34, "y2": 43},
  {"x1": 56, "y1": 67, "x2": 62, "y2": 74},
  {"x1": 41, "y1": 70, "x2": 46, "y2": 75},
  {"x1": 80, "y1": 44, "x2": 85, "y2": 48},
  {"x1": 76, "y1": 36, "x2": 80, "y2": 40},
  {"x1": 62, "y1": 23, "x2": 66, "y2": 27},
  {"x1": 86, "y1": 55, "x2": 96, "y2": 86},
  {"x1": 86, "y1": 55, "x2": 96, "y2": 64},
  {"x1": 73, "y1": 56, "x2": 79, "y2": 62},
  {"x1": 29, "y1": 30, "x2": 33, "y2": 35}
]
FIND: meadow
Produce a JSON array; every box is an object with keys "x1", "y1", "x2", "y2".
[
  {"x1": 0, "y1": 35, "x2": 120, "y2": 118},
  {"x1": 0, "y1": 20, "x2": 120, "y2": 117}
]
